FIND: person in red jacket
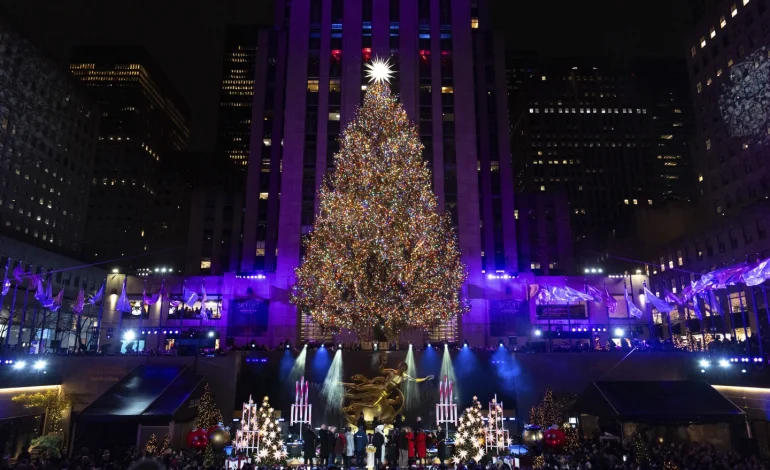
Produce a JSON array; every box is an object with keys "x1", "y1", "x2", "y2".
[
  {"x1": 415, "y1": 429, "x2": 427, "y2": 463},
  {"x1": 405, "y1": 427, "x2": 415, "y2": 462},
  {"x1": 334, "y1": 429, "x2": 347, "y2": 467}
]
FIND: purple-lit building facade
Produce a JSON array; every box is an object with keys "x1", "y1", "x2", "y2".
[{"x1": 236, "y1": 0, "x2": 518, "y2": 345}]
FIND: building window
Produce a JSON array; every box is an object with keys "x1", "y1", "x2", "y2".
[
  {"x1": 530, "y1": 262, "x2": 541, "y2": 270},
  {"x1": 698, "y1": 173, "x2": 704, "y2": 182},
  {"x1": 633, "y1": 199, "x2": 638, "y2": 205},
  {"x1": 710, "y1": 26, "x2": 716, "y2": 38},
  {"x1": 697, "y1": 82, "x2": 703, "y2": 93},
  {"x1": 624, "y1": 199, "x2": 629, "y2": 205},
  {"x1": 540, "y1": 185, "x2": 545, "y2": 191},
  {"x1": 471, "y1": 17, "x2": 479, "y2": 28},
  {"x1": 677, "y1": 250, "x2": 683, "y2": 266},
  {"x1": 329, "y1": 112, "x2": 341, "y2": 121},
  {"x1": 743, "y1": 0, "x2": 750, "y2": 5},
  {"x1": 200, "y1": 259, "x2": 211, "y2": 270},
  {"x1": 691, "y1": 46, "x2": 697, "y2": 57},
  {"x1": 441, "y1": 86, "x2": 454, "y2": 93},
  {"x1": 732, "y1": 4, "x2": 738, "y2": 16},
  {"x1": 706, "y1": 139, "x2": 712, "y2": 150},
  {"x1": 717, "y1": 68, "x2": 723, "y2": 76},
  {"x1": 263, "y1": 138, "x2": 272, "y2": 146},
  {"x1": 700, "y1": 36, "x2": 707, "y2": 48},
  {"x1": 307, "y1": 79, "x2": 319, "y2": 92},
  {"x1": 721, "y1": 15, "x2": 727, "y2": 28}
]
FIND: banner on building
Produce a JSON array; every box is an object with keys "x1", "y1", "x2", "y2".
[
  {"x1": 488, "y1": 299, "x2": 529, "y2": 337},
  {"x1": 227, "y1": 298, "x2": 270, "y2": 337}
]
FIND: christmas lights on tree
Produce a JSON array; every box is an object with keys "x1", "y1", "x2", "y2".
[
  {"x1": 452, "y1": 396, "x2": 486, "y2": 464},
  {"x1": 252, "y1": 396, "x2": 287, "y2": 467},
  {"x1": 145, "y1": 434, "x2": 158, "y2": 455},
  {"x1": 291, "y1": 60, "x2": 468, "y2": 339},
  {"x1": 196, "y1": 383, "x2": 224, "y2": 430},
  {"x1": 529, "y1": 387, "x2": 561, "y2": 429},
  {"x1": 160, "y1": 435, "x2": 171, "y2": 455}
]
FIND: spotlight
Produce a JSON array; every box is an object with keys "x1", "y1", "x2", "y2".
[
  {"x1": 499, "y1": 341, "x2": 504, "y2": 347},
  {"x1": 614, "y1": 328, "x2": 624, "y2": 337},
  {"x1": 33, "y1": 360, "x2": 46, "y2": 371},
  {"x1": 338, "y1": 343, "x2": 343, "y2": 348},
  {"x1": 123, "y1": 330, "x2": 136, "y2": 342},
  {"x1": 175, "y1": 330, "x2": 179, "y2": 334},
  {"x1": 463, "y1": 340, "x2": 469, "y2": 348},
  {"x1": 427, "y1": 343, "x2": 432, "y2": 348},
  {"x1": 208, "y1": 331, "x2": 215, "y2": 338},
  {"x1": 13, "y1": 361, "x2": 25, "y2": 370},
  {"x1": 699, "y1": 359, "x2": 710, "y2": 368},
  {"x1": 534, "y1": 329, "x2": 542, "y2": 337},
  {"x1": 320, "y1": 344, "x2": 325, "y2": 348},
  {"x1": 444, "y1": 343, "x2": 448, "y2": 348},
  {"x1": 742, "y1": 369, "x2": 747, "y2": 373},
  {"x1": 718, "y1": 359, "x2": 729, "y2": 368}
]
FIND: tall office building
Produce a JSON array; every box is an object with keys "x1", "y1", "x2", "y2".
[
  {"x1": 238, "y1": 0, "x2": 517, "y2": 343},
  {"x1": 0, "y1": 18, "x2": 99, "y2": 255},
  {"x1": 508, "y1": 57, "x2": 696, "y2": 271},
  {"x1": 648, "y1": 0, "x2": 770, "y2": 305},
  {"x1": 217, "y1": 26, "x2": 260, "y2": 167},
  {"x1": 69, "y1": 47, "x2": 190, "y2": 270}
]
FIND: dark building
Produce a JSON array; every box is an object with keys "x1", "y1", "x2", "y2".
[
  {"x1": 69, "y1": 47, "x2": 190, "y2": 271},
  {"x1": 508, "y1": 56, "x2": 696, "y2": 272},
  {"x1": 217, "y1": 25, "x2": 260, "y2": 168},
  {"x1": 237, "y1": 0, "x2": 517, "y2": 344},
  {"x1": 0, "y1": 19, "x2": 99, "y2": 256},
  {"x1": 515, "y1": 191, "x2": 574, "y2": 276}
]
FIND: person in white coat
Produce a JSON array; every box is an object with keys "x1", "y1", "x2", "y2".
[
  {"x1": 345, "y1": 427, "x2": 355, "y2": 468},
  {"x1": 373, "y1": 425, "x2": 387, "y2": 467}
]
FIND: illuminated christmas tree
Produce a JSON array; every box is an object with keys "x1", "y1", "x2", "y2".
[
  {"x1": 160, "y1": 435, "x2": 171, "y2": 455},
  {"x1": 253, "y1": 396, "x2": 287, "y2": 467},
  {"x1": 452, "y1": 396, "x2": 486, "y2": 463},
  {"x1": 196, "y1": 383, "x2": 223, "y2": 429},
  {"x1": 145, "y1": 434, "x2": 158, "y2": 455},
  {"x1": 529, "y1": 387, "x2": 561, "y2": 429},
  {"x1": 291, "y1": 58, "x2": 468, "y2": 340}
]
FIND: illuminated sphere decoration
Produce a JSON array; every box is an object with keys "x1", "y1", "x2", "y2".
[
  {"x1": 521, "y1": 425, "x2": 543, "y2": 446},
  {"x1": 719, "y1": 47, "x2": 770, "y2": 142}
]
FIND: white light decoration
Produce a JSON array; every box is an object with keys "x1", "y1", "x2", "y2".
[
  {"x1": 719, "y1": 47, "x2": 770, "y2": 142},
  {"x1": 485, "y1": 395, "x2": 511, "y2": 454},
  {"x1": 365, "y1": 57, "x2": 395, "y2": 84}
]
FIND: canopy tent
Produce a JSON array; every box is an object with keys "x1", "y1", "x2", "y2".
[
  {"x1": 572, "y1": 380, "x2": 745, "y2": 424},
  {"x1": 77, "y1": 364, "x2": 205, "y2": 423}
]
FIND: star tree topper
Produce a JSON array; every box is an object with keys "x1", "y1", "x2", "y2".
[{"x1": 365, "y1": 57, "x2": 395, "y2": 84}]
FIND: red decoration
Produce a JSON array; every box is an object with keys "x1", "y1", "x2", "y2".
[
  {"x1": 543, "y1": 428, "x2": 566, "y2": 448},
  {"x1": 331, "y1": 50, "x2": 342, "y2": 63},
  {"x1": 186, "y1": 427, "x2": 208, "y2": 448},
  {"x1": 362, "y1": 47, "x2": 372, "y2": 62},
  {"x1": 191, "y1": 434, "x2": 209, "y2": 450}
]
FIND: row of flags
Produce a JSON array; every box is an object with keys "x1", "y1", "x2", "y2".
[{"x1": 0, "y1": 262, "x2": 105, "y2": 313}]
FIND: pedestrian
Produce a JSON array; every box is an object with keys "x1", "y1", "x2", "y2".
[
  {"x1": 329, "y1": 427, "x2": 340, "y2": 467},
  {"x1": 405, "y1": 427, "x2": 414, "y2": 465},
  {"x1": 373, "y1": 425, "x2": 386, "y2": 469},
  {"x1": 355, "y1": 427, "x2": 368, "y2": 467},
  {"x1": 303, "y1": 424, "x2": 317, "y2": 466},
  {"x1": 387, "y1": 428, "x2": 399, "y2": 467},
  {"x1": 415, "y1": 429, "x2": 426, "y2": 464},
  {"x1": 437, "y1": 431, "x2": 446, "y2": 465},
  {"x1": 320, "y1": 425, "x2": 329, "y2": 466},
  {"x1": 398, "y1": 427, "x2": 410, "y2": 469},
  {"x1": 357, "y1": 412, "x2": 366, "y2": 431},
  {"x1": 345, "y1": 427, "x2": 355, "y2": 468}
]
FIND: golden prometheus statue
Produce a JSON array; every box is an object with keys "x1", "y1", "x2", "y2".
[{"x1": 342, "y1": 352, "x2": 433, "y2": 426}]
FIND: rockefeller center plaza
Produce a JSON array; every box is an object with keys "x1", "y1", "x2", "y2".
[{"x1": 7, "y1": 0, "x2": 770, "y2": 469}]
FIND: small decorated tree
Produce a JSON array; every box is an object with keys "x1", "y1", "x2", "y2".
[
  {"x1": 160, "y1": 434, "x2": 171, "y2": 454},
  {"x1": 254, "y1": 396, "x2": 287, "y2": 467},
  {"x1": 529, "y1": 387, "x2": 560, "y2": 429},
  {"x1": 145, "y1": 434, "x2": 158, "y2": 455},
  {"x1": 196, "y1": 383, "x2": 224, "y2": 429},
  {"x1": 204, "y1": 442, "x2": 215, "y2": 467},
  {"x1": 452, "y1": 396, "x2": 485, "y2": 463}
]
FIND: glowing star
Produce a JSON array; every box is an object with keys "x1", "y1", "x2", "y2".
[{"x1": 365, "y1": 57, "x2": 395, "y2": 84}]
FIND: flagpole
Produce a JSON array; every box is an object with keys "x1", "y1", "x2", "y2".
[
  {"x1": 158, "y1": 279, "x2": 165, "y2": 351},
  {"x1": 95, "y1": 278, "x2": 106, "y2": 352},
  {"x1": 749, "y1": 287, "x2": 763, "y2": 359},
  {"x1": 628, "y1": 276, "x2": 636, "y2": 340},
  {"x1": 16, "y1": 282, "x2": 30, "y2": 348},
  {"x1": 4, "y1": 259, "x2": 20, "y2": 352},
  {"x1": 585, "y1": 282, "x2": 593, "y2": 350},
  {"x1": 139, "y1": 279, "x2": 146, "y2": 336},
  {"x1": 724, "y1": 289, "x2": 737, "y2": 340},
  {"x1": 76, "y1": 279, "x2": 85, "y2": 352},
  {"x1": 52, "y1": 275, "x2": 63, "y2": 353},
  {"x1": 737, "y1": 287, "x2": 749, "y2": 353}
]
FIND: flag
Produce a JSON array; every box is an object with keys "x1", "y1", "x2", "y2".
[
  {"x1": 12, "y1": 265, "x2": 24, "y2": 282},
  {"x1": 741, "y1": 257, "x2": 770, "y2": 286},
  {"x1": 200, "y1": 281, "x2": 208, "y2": 320},
  {"x1": 691, "y1": 295, "x2": 703, "y2": 320},
  {"x1": 34, "y1": 278, "x2": 47, "y2": 304},
  {"x1": 89, "y1": 283, "x2": 104, "y2": 305},
  {"x1": 708, "y1": 291, "x2": 722, "y2": 315},
  {"x1": 644, "y1": 287, "x2": 674, "y2": 313},
  {"x1": 183, "y1": 285, "x2": 198, "y2": 306},
  {"x1": 73, "y1": 288, "x2": 85, "y2": 314},
  {"x1": 585, "y1": 285, "x2": 605, "y2": 304},
  {"x1": 143, "y1": 282, "x2": 164, "y2": 307},
  {"x1": 116, "y1": 279, "x2": 132, "y2": 313},
  {"x1": 605, "y1": 284, "x2": 617, "y2": 313},
  {"x1": 50, "y1": 288, "x2": 64, "y2": 312},
  {"x1": 625, "y1": 284, "x2": 643, "y2": 318},
  {"x1": 664, "y1": 288, "x2": 684, "y2": 306}
]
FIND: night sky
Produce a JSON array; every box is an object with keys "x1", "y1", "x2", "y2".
[{"x1": 3, "y1": 0, "x2": 692, "y2": 152}]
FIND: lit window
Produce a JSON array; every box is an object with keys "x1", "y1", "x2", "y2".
[
  {"x1": 698, "y1": 173, "x2": 704, "y2": 182},
  {"x1": 540, "y1": 185, "x2": 546, "y2": 191},
  {"x1": 706, "y1": 77, "x2": 712, "y2": 86},
  {"x1": 263, "y1": 138, "x2": 272, "y2": 146},
  {"x1": 660, "y1": 135, "x2": 674, "y2": 140},
  {"x1": 471, "y1": 17, "x2": 479, "y2": 28},
  {"x1": 717, "y1": 68, "x2": 723, "y2": 77},
  {"x1": 732, "y1": 4, "x2": 738, "y2": 16},
  {"x1": 329, "y1": 79, "x2": 341, "y2": 92},
  {"x1": 648, "y1": 200, "x2": 652, "y2": 205},
  {"x1": 728, "y1": 58, "x2": 734, "y2": 66},
  {"x1": 743, "y1": 0, "x2": 749, "y2": 5},
  {"x1": 700, "y1": 36, "x2": 707, "y2": 48},
  {"x1": 541, "y1": 76, "x2": 547, "y2": 81},
  {"x1": 329, "y1": 112, "x2": 340, "y2": 121},
  {"x1": 720, "y1": 15, "x2": 727, "y2": 28},
  {"x1": 706, "y1": 139, "x2": 712, "y2": 150},
  {"x1": 200, "y1": 259, "x2": 212, "y2": 270},
  {"x1": 514, "y1": 210, "x2": 518, "y2": 219},
  {"x1": 674, "y1": 108, "x2": 682, "y2": 113},
  {"x1": 696, "y1": 82, "x2": 702, "y2": 93},
  {"x1": 710, "y1": 26, "x2": 716, "y2": 38},
  {"x1": 307, "y1": 79, "x2": 319, "y2": 92},
  {"x1": 624, "y1": 199, "x2": 629, "y2": 205},
  {"x1": 441, "y1": 86, "x2": 454, "y2": 93},
  {"x1": 677, "y1": 250, "x2": 684, "y2": 266},
  {"x1": 259, "y1": 192, "x2": 269, "y2": 200},
  {"x1": 633, "y1": 199, "x2": 638, "y2": 205},
  {"x1": 691, "y1": 46, "x2": 697, "y2": 57}
]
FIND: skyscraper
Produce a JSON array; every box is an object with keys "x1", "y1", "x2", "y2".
[
  {"x1": 217, "y1": 25, "x2": 260, "y2": 167},
  {"x1": 239, "y1": 0, "x2": 517, "y2": 344},
  {"x1": 69, "y1": 47, "x2": 190, "y2": 270},
  {"x1": 0, "y1": 18, "x2": 99, "y2": 255},
  {"x1": 508, "y1": 57, "x2": 696, "y2": 271}
]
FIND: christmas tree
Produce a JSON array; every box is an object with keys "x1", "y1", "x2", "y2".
[
  {"x1": 160, "y1": 435, "x2": 171, "y2": 454},
  {"x1": 253, "y1": 396, "x2": 287, "y2": 467},
  {"x1": 452, "y1": 396, "x2": 485, "y2": 463},
  {"x1": 529, "y1": 387, "x2": 561, "y2": 429},
  {"x1": 145, "y1": 434, "x2": 158, "y2": 455},
  {"x1": 291, "y1": 58, "x2": 468, "y2": 340},
  {"x1": 204, "y1": 442, "x2": 215, "y2": 467},
  {"x1": 196, "y1": 383, "x2": 223, "y2": 429}
]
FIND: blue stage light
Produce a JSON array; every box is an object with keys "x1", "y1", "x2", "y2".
[{"x1": 699, "y1": 359, "x2": 710, "y2": 368}]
